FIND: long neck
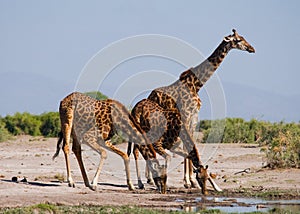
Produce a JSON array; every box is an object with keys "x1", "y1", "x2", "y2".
[
  {"x1": 138, "y1": 144, "x2": 157, "y2": 160},
  {"x1": 192, "y1": 40, "x2": 232, "y2": 89}
]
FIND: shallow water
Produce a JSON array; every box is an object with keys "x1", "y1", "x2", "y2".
[{"x1": 178, "y1": 196, "x2": 300, "y2": 213}]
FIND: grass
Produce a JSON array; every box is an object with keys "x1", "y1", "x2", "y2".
[
  {"x1": 212, "y1": 188, "x2": 300, "y2": 200},
  {"x1": 0, "y1": 204, "x2": 190, "y2": 214},
  {"x1": 53, "y1": 173, "x2": 65, "y2": 182},
  {"x1": 1, "y1": 203, "x2": 57, "y2": 214},
  {"x1": 1, "y1": 204, "x2": 299, "y2": 214}
]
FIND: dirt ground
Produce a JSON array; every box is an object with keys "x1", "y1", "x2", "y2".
[{"x1": 0, "y1": 136, "x2": 299, "y2": 210}]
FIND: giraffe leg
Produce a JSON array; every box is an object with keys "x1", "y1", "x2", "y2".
[
  {"x1": 132, "y1": 144, "x2": 144, "y2": 189},
  {"x1": 80, "y1": 129, "x2": 108, "y2": 191},
  {"x1": 104, "y1": 140, "x2": 135, "y2": 190},
  {"x1": 72, "y1": 136, "x2": 91, "y2": 189},
  {"x1": 183, "y1": 159, "x2": 199, "y2": 189},
  {"x1": 184, "y1": 115, "x2": 200, "y2": 189},
  {"x1": 169, "y1": 139, "x2": 193, "y2": 188},
  {"x1": 188, "y1": 159, "x2": 199, "y2": 188},
  {"x1": 90, "y1": 142, "x2": 107, "y2": 191},
  {"x1": 62, "y1": 124, "x2": 75, "y2": 188},
  {"x1": 145, "y1": 161, "x2": 155, "y2": 185},
  {"x1": 183, "y1": 158, "x2": 191, "y2": 188}
]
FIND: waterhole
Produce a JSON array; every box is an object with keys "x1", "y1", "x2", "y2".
[{"x1": 176, "y1": 197, "x2": 300, "y2": 213}]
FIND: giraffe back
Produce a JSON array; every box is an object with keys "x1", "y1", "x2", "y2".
[{"x1": 59, "y1": 92, "x2": 150, "y2": 145}]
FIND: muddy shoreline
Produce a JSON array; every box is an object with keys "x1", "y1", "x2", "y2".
[{"x1": 0, "y1": 136, "x2": 299, "y2": 211}]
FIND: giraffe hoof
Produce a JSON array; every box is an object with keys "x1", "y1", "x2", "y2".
[
  {"x1": 89, "y1": 185, "x2": 97, "y2": 191},
  {"x1": 147, "y1": 179, "x2": 155, "y2": 186},
  {"x1": 68, "y1": 183, "x2": 75, "y2": 188},
  {"x1": 184, "y1": 183, "x2": 191, "y2": 189},
  {"x1": 138, "y1": 181, "x2": 145, "y2": 189},
  {"x1": 190, "y1": 181, "x2": 200, "y2": 189},
  {"x1": 128, "y1": 184, "x2": 135, "y2": 191}
]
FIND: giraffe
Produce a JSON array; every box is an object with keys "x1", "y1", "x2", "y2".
[
  {"x1": 52, "y1": 92, "x2": 166, "y2": 192},
  {"x1": 139, "y1": 29, "x2": 255, "y2": 188},
  {"x1": 127, "y1": 98, "x2": 222, "y2": 194}
]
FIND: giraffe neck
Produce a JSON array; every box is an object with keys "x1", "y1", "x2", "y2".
[
  {"x1": 192, "y1": 40, "x2": 232, "y2": 91},
  {"x1": 139, "y1": 144, "x2": 156, "y2": 160}
]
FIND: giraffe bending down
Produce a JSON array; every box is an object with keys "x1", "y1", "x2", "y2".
[
  {"x1": 53, "y1": 92, "x2": 166, "y2": 192},
  {"x1": 146, "y1": 29, "x2": 255, "y2": 188},
  {"x1": 127, "y1": 99, "x2": 222, "y2": 194}
]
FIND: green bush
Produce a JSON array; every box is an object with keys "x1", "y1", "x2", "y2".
[
  {"x1": 1, "y1": 112, "x2": 60, "y2": 138},
  {"x1": 39, "y1": 112, "x2": 60, "y2": 137},
  {"x1": 199, "y1": 118, "x2": 300, "y2": 168},
  {"x1": 199, "y1": 118, "x2": 262, "y2": 144},
  {"x1": 3, "y1": 112, "x2": 41, "y2": 136},
  {"x1": 0, "y1": 119, "x2": 12, "y2": 142},
  {"x1": 84, "y1": 91, "x2": 108, "y2": 100},
  {"x1": 260, "y1": 122, "x2": 300, "y2": 168}
]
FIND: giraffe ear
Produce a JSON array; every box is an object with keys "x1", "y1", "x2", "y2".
[{"x1": 224, "y1": 36, "x2": 231, "y2": 42}]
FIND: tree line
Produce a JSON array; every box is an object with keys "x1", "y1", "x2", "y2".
[{"x1": 198, "y1": 118, "x2": 300, "y2": 168}]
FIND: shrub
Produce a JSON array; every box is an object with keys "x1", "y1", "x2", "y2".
[
  {"x1": 260, "y1": 122, "x2": 300, "y2": 168},
  {"x1": 0, "y1": 119, "x2": 12, "y2": 142},
  {"x1": 39, "y1": 112, "x2": 60, "y2": 137},
  {"x1": 199, "y1": 118, "x2": 300, "y2": 168},
  {"x1": 199, "y1": 118, "x2": 261, "y2": 144},
  {"x1": 84, "y1": 91, "x2": 108, "y2": 100},
  {"x1": 3, "y1": 112, "x2": 41, "y2": 136}
]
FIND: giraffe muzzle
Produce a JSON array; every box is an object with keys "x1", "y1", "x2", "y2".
[{"x1": 247, "y1": 46, "x2": 255, "y2": 53}]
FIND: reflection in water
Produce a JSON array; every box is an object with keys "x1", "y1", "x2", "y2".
[{"x1": 177, "y1": 196, "x2": 300, "y2": 213}]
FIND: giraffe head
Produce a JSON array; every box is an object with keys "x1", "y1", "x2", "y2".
[
  {"x1": 224, "y1": 29, "x2": 255, "y2": 53},
  {"x1": 148, "y1": 160, "x2": 167, "y2": 194},
  {"x1": 194, "y1": 165, "x2": 209, "y2": 195}
]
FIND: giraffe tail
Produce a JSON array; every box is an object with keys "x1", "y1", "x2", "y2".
[
  {"x1": 127, "y1": 142, "x2": 133, "y2": 157},
  {"x1": 52, "y1": 131, "x2": 63, "y2": 160}
]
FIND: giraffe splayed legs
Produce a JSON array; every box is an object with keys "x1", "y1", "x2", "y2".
[
  {"x1": 53, "y1": 92, "x2": 165, "y2": 191},
  {"x1": 128, "y1": 99, "x2": 222, "y2": 194}
]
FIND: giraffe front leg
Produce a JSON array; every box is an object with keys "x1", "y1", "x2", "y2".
[
  {"x1": 104, "y1": 141, "x2": 135, "y2": 191},
  {"x1": 145, "y1": 161, "x2": 154, "y2": 185},
  {"x1": 90, "y1": 146, "x2": 107, "y2": 191},
  {"x1": 124, "y1": 157, "x2": 135, "y2": 190},
  {"x1": 183, "y1": 158, "x2": 191, "y2": 188},
  {"x1": 131, "y1": 144, "x2": 144, "y2": 189},
  {"x1": 188, "y1": 159, "x2": 199, "y2": 189}
]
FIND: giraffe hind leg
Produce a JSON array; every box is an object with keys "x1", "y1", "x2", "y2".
[
  {"x1": 61, "y1": 122, "x2": 75, "y2": 188},
  {"x1": 72, "y1": 136, "x2": 91, "y2": 189}
]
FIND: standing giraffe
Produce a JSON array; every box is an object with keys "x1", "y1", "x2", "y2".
[
  {"x1": 136, "y1": 29, "x2": 255, "y2": 188},
  {"x1": 53, "y1": 92, "x2": 166, "y2": 192},
  {"x1": 127, "y1": 98, "x2": 222, "y2": 194}
]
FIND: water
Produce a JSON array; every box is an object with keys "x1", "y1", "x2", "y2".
[{"x1": 177, "y1": 196, "x2": 300, "y2": 213}]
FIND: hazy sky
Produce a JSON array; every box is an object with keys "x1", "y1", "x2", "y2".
[{"x1": 0, "y1": 1, "x2": 299, "y2": 121}]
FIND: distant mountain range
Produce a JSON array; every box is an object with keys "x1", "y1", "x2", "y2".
[{"x1": 1, "y1": 72, "x2": 299, "y2": 122}]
